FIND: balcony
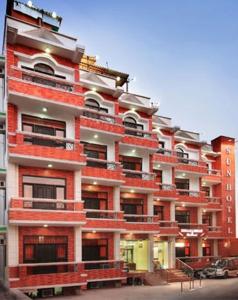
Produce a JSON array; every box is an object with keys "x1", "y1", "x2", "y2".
[
  {"x1": 84, "y1": 260, "x2": 126, "y2": 282},
  {"x1": 121, "y1": 128, "x2": 158, "y2": 150},
  {"x1": 159, "y1": 221, "x2": 179, "y2": 235},
  {"x1": 153, "y1": 149, "x2": 178, "y2": 165},
  {"x1": 203, "y1": 169, "x2": 221, "y2": 185},
  {"x1": 124, "y1": 214, "x2": 160, "y2": 232},
  {"x1": 9, "y1": 262, "x2": 87, "y2": 289},
  {"x1": 178, "y1": 223, "x2": 207, "y2": 238},
  {"x1": 176, "y1": 157, "x2": 207, "y2": 175},
  {"x1": 206, "y1": 197, "x2": 222, "y2": 210},
  {"x1": 207, "y1": 226, "x2": 224, "y2": 238},
  {"x1": 83, "y1": 209, "x2": 125, "y2": 231},
  {"x1": 82, "y1": 158, "x2": 124, "y2": 185},
  {"x1": 122, "y1": 169, "x2": 156, "y2": 192},
  {"x1": 176, "y1": 189, "x2": 206, "y2": 205},
  {"x1": 8, "y1": 198, "x2": 86, "y2": 226},
  {"x1": 80, "y1": 109, "x2": 124, "y2": 137},
  {"x1": 8, "y1": 67, "x2": 84, "y2": 110},
  {"x1": 8, "y1": 132, "x2": 86, "y2": 170},
  {"x1": 155, "y1": 183, "x2": 178, "y2": 200}
]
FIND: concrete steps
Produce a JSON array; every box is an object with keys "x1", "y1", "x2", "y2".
[
  {"x1": 167, "y1": 269, "x2": 191, "y2": 283},
  {"x1": 144, "y1": 272, "x2": 168, "y2": 286}
]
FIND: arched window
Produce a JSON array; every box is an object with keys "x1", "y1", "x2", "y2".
[
  {"x1": 123, "y1": 116, "x2": 144, "y2": 136},
  {"x1": 176, "y1": 147, "x2": 189, "y2": 163},
  {"x1": 85, "y1": 99, "x2": 100, "y2": 111},
  {"x1": 123, "y1": 117, "x2": 138, "y2": 129},
  {"x1": 34, "y1": 63, "x2": 54, "y2": 75}
]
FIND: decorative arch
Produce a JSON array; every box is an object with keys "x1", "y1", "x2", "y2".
[{"x1": 34, "y1": 63, "x2": 55, "y2": 75}]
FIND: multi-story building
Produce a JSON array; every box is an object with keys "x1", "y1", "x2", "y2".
[{"x1": 2, "y1": 0, "x2": 237, "y2": 296}]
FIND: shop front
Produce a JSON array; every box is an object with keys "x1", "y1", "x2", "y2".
[{"x1": 153, "y1": 239, "x2": 169, "y2": 269}]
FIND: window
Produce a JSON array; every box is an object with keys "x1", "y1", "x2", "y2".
[
  {"x1": 202, "y1": 186, "x2": 210, "y2": 197},
  {"x1": 121, "y1": 198, "x2": 144, "y2": 217},
  {"x1": 175, "y1": 210, "x2": 190, "y2": 223},
  {"x1": 85, "y1": 99, "x2": 108, "y2": 113},
  {"x1": 155, "y1": 170, "x2": 163, "y2": 183},
  {"x1": 154, "y1": 205, "x2": 164, "y2": 220},
  {"x1": 123, "y1": 117, "x2": 144, "y2": 136},
  {"x1": 175, "y1": 178, "x2": 189, "y2": 190},
  {"x1": 82, "y1": 142, "x2": 107, "y2": 168},
  {"x1": 34, "y1": 63, "x2": 54, "y2": 75},
  {"x1": 202, "y1": 213, "x2": 212, "y2": 226},
  {"x1": 82, "y1": 239, "x2": 108, "y2": 262},
  {"x1": 176, "y1": 147, "x2": 189, "y2": 163},
  {"x1": 82, "y1": 191, "x2": 108, "y2": 210},
  {"x1": 157, "y1": 141, "x2": 165, "y2": 154}
]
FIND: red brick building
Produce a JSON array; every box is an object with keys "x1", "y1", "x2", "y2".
[{"x1": 2, "y1": 0, "x2": 237, "y2": 296}]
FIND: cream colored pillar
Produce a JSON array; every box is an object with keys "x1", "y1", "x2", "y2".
[
  {"x1": 170, "y1": 201, "x2": 176, "y2": 222},
  {"x1": 197, "y1": 207, "x2": 203, "y2": 224},
  {"x1": 6, "y1": 163, "x2": 18, "y2": 204},
  {"x1": 74, "y1": 170, "x2": 81, "y2": 201},
  {"x1": 8, "y1": 225, "x2": 19, "y2": 266},
  {"x1": 212, "y1": 212, "x2": 217, "y2": 227},
  {"x1": 74, "y1": 226, "x2": 82, "y2": 262},
  {"x1": 197, "y1": 238, "x2": 203, "y2": 257},
  {"x1": 168, "y1": 237, "x2": 176, "y2": 268},
  {"x1": 113, "y1": 186, "x2": 120, "y2": 211},
  {"x1": 213, "y1": 239, "x2": 219, "y2": 256},
  {"x1": 114, "y1": 232, "x2": 121, "y2": 260},
  {"x1": 147, "y1": 234, "x2": 154, "y2": 272},
  {"x1": 147, "y1": 194, "x2": 154, "y2": 216}
]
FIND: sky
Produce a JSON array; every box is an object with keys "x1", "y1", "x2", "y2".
[{"x1": 0, "y1": 0, "x2": 238, "y2": 143}]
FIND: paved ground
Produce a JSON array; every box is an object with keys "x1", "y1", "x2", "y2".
[{"x1": 44, "y1": 278, "x2": 238, "y2": 300}]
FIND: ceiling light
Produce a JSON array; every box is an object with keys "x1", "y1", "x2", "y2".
[
  {"x1": 45, "y1": 48, "x2": 51, "y2": 54},
  {"x1": 132, "y1": 149, "x2": 136, "y2": 153},
  {"x1": 93, "y1": 181, "x2": 97, "y2": 185},
  {"x1": 42, "y1": 107, "x2": 48, "y2": 112},
  {"x1": 43, "y1": 224, "x2": 48, "y2": 228},
  {"x1": 182, "y1": 203, "x2": 185, "y2": 207},
  {"x1": 182, "y1": 173, "x2": 186, "y2": 177},
  {"x1": 182, "y1": 140, "x2": 186, "y2": 144},
  {"x1": 203, "y1": 209, "x2": 207, "y2": 213},
  {"x1": 92, "y1": 230, "x2": 96, "y2": 233},
  {"x1": 116, "y1": 76, "x2": 121, "y2": 82},
  {"x1": 48, "y1": 164, "x2": 53, "y2": 168},
  {"x1": 52, "y1": 11, "x2": 57, "y2": 18},
  {"x1": 130, "y1": 189, "x2": 135, "y2": 193},
  {"x1": 157, "y1": 164, "x2": 160, "y2": 168},
  {"x1": 131, "y1": 108, "x2": 136, "y2": 112},
  {"x1": 94, "y1": 134, "x2": 98, "y2": 139},
  {"x1": 27, "y1": 1, "x2": 33, "y2": 7},
  {"x1": 92, "y1": 87, "x2": 97, "y2": 92}
]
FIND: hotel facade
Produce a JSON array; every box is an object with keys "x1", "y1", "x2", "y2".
[{"x1": 0, "y1": 0, "x2": 237, "y2": 296}]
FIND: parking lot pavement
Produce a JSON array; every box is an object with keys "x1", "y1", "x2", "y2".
[{"x1": 43, "y1": 278, "x2": 238, "y2": 300}]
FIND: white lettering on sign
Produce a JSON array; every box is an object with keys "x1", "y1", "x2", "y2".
[
  {"x1": 181, "y1": 229, "x2": 203, "y2": 237},
  {"x1": 226, "y1": 170, "x2": 232, "y2": 177}
]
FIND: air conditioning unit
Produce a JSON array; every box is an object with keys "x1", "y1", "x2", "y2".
[{"x1": 40, "y1": 288, "x2": 54, "y2": 298}]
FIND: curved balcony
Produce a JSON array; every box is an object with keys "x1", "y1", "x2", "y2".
[
  {"x1": 122, "y1": 169, "x2": 156, "y2": 192},
  {"x1": 8, "y1": 67, "x2": 84, "y2": 110},
  {"x1": 82, "y1": 158, "x2": 124, "y2": 185},
  {"x1": 153, "y1": 149, "x2": 178, "y2": 166},
  {"x1": 206, "y1": 197, "x2": 222, "y2": 210},
  {"x1": 155, "y1": 183, "x2": 178, "y2": 200},
  {"x1": 203, "y1": 169, "x2": 221, "y2": 185},
  {"x1": 9, "y1": 262, "x2": 87, "y2": 289},
  {"x1": 9, "y1": 198, "x2": 86, "y2": 226},
  {"x1": 80, "y1": 109, "x2": 124, "y2": 137},
  {"x1": 83, "y1": 209, "x2": 125, "y2": 231},
  {"x1": 121, "y1": 127, "x2": 158, "y2": 150},
  {"x1": 176, "y1": 189, "x2": 206, "y2": 205},
  {"x1": 8, "y1": 131, "x2": 86, "y2": 170},
  {"x1": 124, "y1": 214, "x2": 160, "y2": 233}
]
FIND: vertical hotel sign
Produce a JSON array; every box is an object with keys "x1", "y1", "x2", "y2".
[{"x1": 224, "y1": 141, "x2": 235, "y2": 236}]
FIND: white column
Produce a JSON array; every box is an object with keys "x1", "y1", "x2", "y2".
[
  {"x1": 74, "y1": 226, "x2": 82, "y2": 262},
  {"x1": 114, "y1": 232, "x2": 121, "y2": 260},
  {"x1": 74, "y1": 170, "x2": 81, "y2": 201},
  {"x1": 213, "y1": 240, "x2": 218, "y2": 256},
  {"x1": 168, "y1": 237, "x2": 176, "y2": 268},
  {"x1": 170, "y1": 201, "x2": 175, "y2": 222},
  {"x1": 147, "y1": 193, "x2": 154, "y2": 216},
  {"x1": 197, "y1": 207, "x2": 203, "y2": 224},
  {"x1": 147, "y1": 234, "x2": 154, "y2": 272},
  {"x1": 6, "y1": 163, "x2": 18, "y2": 204},
  {"x1": 212, "y1": 212, "x2": 217, "y2": 227},
  {"x1": 8, "y1": 225, "x2": 19, "y2": 266},
  {"x1": 197, "y1": 238, "x2": 203, "y2": 257},
  {"x1": 113, "y1": 186, "x2": 120, "y2": 211}
]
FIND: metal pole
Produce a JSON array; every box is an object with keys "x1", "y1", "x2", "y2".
[{"x1": 181, "y1": 281, "x2": 183, "y2": 293}]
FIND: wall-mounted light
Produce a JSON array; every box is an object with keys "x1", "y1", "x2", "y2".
[
  {"x1": 43, "y1": 224, "x2": 48, "y2": 228},
  {"x1": 116, "y1": 76, "x2": 121, "y2": 82},
  {"x1": 92, "y1": 87, "x2": 97, "y2": 92},
  {"x1": 130, "y1": 189, "x2": 135, "y2": 193},
  {"x1": 42, "y1": 107, "x2": 48, "y2": 113},
  {"x1": 94, "y1": 134, "x2": 98, "y2": 139},
  {"x1": 48, "y1": 164, "x2": 53, "y2": 168},
  {"x1": 45, "y1": 48, "x2": 51, "y2": 54},
  {"x1": 93, "y1": 181, "x2": 97, "y2": 185}
]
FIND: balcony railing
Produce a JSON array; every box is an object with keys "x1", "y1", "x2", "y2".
[
  {"x1": 176, "y1": 155, "x2": 205, "y2": 167},
  {"x1": 157, "y1": 148, "x2": 175, "y2": 156},
  {"x1": 83, "y1": 260, "x2": 122, "y2": 270},
  {"x1": 159, "y1": 220, "x2": 178, "y2": 228},
  {"x1": 206, "y1": 197, "x2": 221, "y2": 204},
  {"x1": 85, "y1": 209, "x2": 122, "y2": 219},
  {"x1": 11, "y1": 197, "x2": 83, "y2": 211},
  {"x1": 86, "y1": 157, "x2": 121, "y2": 170},
  {"x1": 158, "y1": 183, "x2": 176, "y2": 191},
  {"x1": 124, "y1": 127, "x2": 155, "y2": 139},
  {"x1": 123, "y1": 169, "x2": 155, "y2": 180},
  {"x1": 15, "y1": 131, "x2": 79, "y2": 150},
  {"x1": 124, "y1": 214, "x2": 158, "y2": 223},
  {"x1": 82, "y1": 108, "x2": 120, "y2": 124},
  {"x1": 207, "y1": 226, "x2": 223, "y2": 232},
  {"x1": 207, "y1": 169, "x2": 221, "y2": 176},
  {"x1": 176, "y1": 189, "x2": 201, "y2": 197}
]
